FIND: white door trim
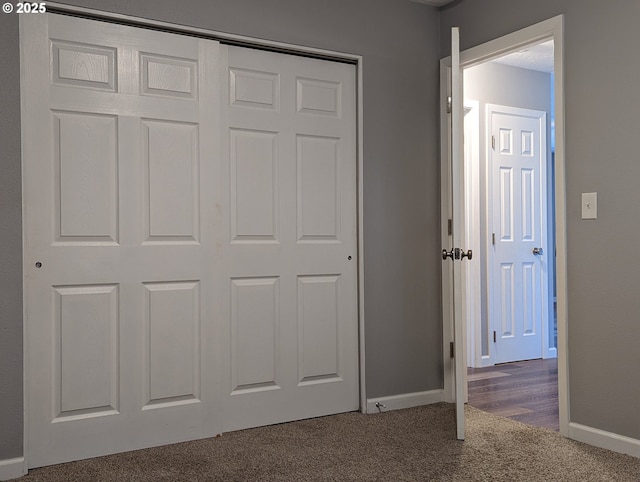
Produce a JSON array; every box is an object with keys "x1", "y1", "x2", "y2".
[
  {"x1": 20, "y1": 4, "x2": 366, "y2": 473},
  {"x1": 462, "y1": 100, "x2": 488, "y2": 369},
  {"x1": 43, "y1": 2, "x2": 360, "y2": 63},
  {"x1": 0, "y1": 458, "x2": 26, "y2": 481},
  {"x1": 440, "y1": 15, "x2": 568, "y2": 436}
]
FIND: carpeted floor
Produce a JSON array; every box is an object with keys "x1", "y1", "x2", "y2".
[{"x1": 14, "y1": 403, "x2": 640, "y2": 481}]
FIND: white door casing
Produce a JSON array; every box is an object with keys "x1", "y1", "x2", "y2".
[
  {"x1": 488, "y1": 105, "x2": 547, "y2": 364},
  {"x1": 22, "y1": 14, "x2": 221, "y2": 467},
  {"x1": 463, "y1": 101, "x2": 484, "y2": 368},
  {"x1": 219, "y1": 46, "x2": 359, "y2": 431}
]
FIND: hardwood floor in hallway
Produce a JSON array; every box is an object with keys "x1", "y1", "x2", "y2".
[{"x1": 467, "y1": 358, "x2": 559, "y2": 431}]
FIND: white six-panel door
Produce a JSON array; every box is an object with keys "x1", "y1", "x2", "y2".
[
  {"x1": 489, "y1": 106, "x2": 547, "y2": 364},
  {"x1": 22, "y1": 13, "x2": 358, "y2": 468},
  {"x1": 219, "y1": 46, "x2": 359, "y2": 431},
  {"x1": 22, "y1": 14, "x2": 222, "y2": 467}
]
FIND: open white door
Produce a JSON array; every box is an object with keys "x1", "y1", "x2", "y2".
[
  {"x1": 441, "y1": 27, "x2": 469, "y2": 441},
  {"x1": 451, "y1": 27, "x2": 467, "y2": 441}
]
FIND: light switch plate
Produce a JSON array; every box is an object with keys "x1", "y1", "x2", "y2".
[{"x1": 582, "y1": 192, "x2": 597, "y2": 219}]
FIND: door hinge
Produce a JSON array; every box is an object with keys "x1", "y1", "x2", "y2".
[
  {"x1": 446, "y1": 96, "x2": 452, "y2": 114},
  {"x1": 492, "y1": 233, "x2": 495, "y2": 245},
  {"x1": 450, "y1": 341, "x2": 455, "y2": 358},
  {"x1": 493, "y1": 331, "x2": 497, "y2": 343},
  {"x1": 491, "y1": 135, "x2": 496, "y2": 150},
  {"x1": 448, "y1": 219, "x2": 452, "y2": 236}
]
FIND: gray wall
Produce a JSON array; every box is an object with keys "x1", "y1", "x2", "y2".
[
  {"x1": 442, "y1": 0, "x2": 640, "y2": 439},
  {"x1": 0, "y1": 10, "x2": 23, "y2": 461},
  {"x1": 464, "y1": 62, "x2": 552, "y2": 359},
  {"x1": 0, "y1": 0, "x2": 442, "y2": 460}
]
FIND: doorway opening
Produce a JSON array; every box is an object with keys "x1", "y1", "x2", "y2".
[
  {"x1": 463, "y1": 39, "x2": 559, "y2": 430},
  {"x1": 440, "y1": 15, "x2": 567, "y2": 437}
]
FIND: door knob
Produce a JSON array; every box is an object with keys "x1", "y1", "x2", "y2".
[
  {"x1": 532, "y1": 247, "x2": 543, "y2": 255},
  {"x1": 442, "y1": 249, "x2": 472, "y2": 261}
]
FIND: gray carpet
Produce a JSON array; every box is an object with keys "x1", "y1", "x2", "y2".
[{"x1": 15, "y1": 404, "x2": 640, "y2": 481}]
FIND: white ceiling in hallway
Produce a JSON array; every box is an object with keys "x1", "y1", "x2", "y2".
[{"x1": 492, "y1": 40, "x2": 555, "y2": 73}]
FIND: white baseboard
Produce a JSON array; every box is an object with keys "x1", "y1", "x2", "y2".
[
  {"x1": 569, "y1": 422, "x2": 640, "y2": 458},
  {"x1": 473, "y1": 355, "x2": 493, "y2": 368},
  {"x1": 0, "y1": 457, "x2": 26, "y2": 481},
  {"x1": 366, "y1": 389, "x2": 444, "y2": 414}
]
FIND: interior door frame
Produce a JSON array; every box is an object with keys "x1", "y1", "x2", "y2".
[
  {"x1": 462, "y1": 100, "x2": 484, "y2": 369},
  {"x1": 440, "y1": 15, "x2": 568, "y2": 436},
  {"x1": 21, "y1": 3, "x2": 366, "y2": 474},
  {"x1": 465, "y1": 101, "x2": 556, "y2": 368}
]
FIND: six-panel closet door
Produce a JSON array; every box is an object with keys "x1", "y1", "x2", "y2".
[
  {"x1": 219, "y1": 46, "x2": 359, "y2": 431},
  {"x1": 22, "y1": 13, "x2": 222, "y2": 467},
  {"x1": 22, "y1": 13, "x2": 358, "y2": 468}
]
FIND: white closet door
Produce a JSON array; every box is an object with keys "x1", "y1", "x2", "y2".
[
  {"x1": 219, "y1": 46, "x2": 359, "y2": 431},
  {"x1": 22, "y1": 14, "x2": 221, "y2": 467},
  {"x1": 23, "y1": 13, "x2": 359, "y2": 468}
]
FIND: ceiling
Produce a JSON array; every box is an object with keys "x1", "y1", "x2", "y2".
[
  {"x1": 410, "y1": 0, "x2": 456, "y2": 7},
  {"x1": 406, "y1": 1, "x2": 553, "y2": 73},
  {"x1": 492, "y1": 40, "x2": 554, "y2": 73}
]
